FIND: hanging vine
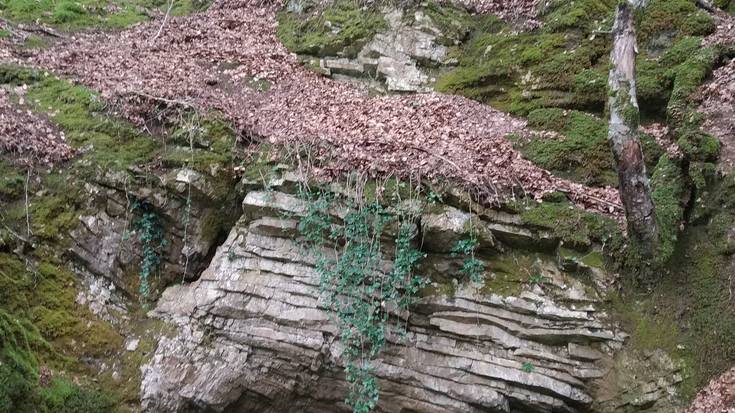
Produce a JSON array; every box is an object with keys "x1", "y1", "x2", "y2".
[
  {"x1": 127, "y1": 200, "x2": 168, "y2": 299},
  {"x1": 451, "y1": 235, "x2": 486, "y2": 284},
  {"x1": 297, "y1": 184, "x2": 427, "y2": 413}
]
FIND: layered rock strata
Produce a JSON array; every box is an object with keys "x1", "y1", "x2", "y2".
[{"x1": 140, "y1": 187, "x2": 634, "y2": 412}]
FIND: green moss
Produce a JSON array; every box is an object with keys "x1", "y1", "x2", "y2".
[
  {"x1": 573, "y1": 68, "x2": 607, "y2": 107},
  {"x1": 516, "y1": 108, "x2": 662, "y2": 187},
  {"x1": 518, "y1": 198, "x2": 623, "y2": 250},
  {"x1": 161, "y1": 146, "x2": 230, "y2": 171},
  {"x1": 422, "y1": 1, "x2": 475, "y2": 46},
  {"x1": 0, "y1": 252, "x2": 124, "y2": 369},
  {"x1": 241, "y1": 144, "x2": 279, "y2": 183},
  {"x1": 0, "y1": 308, "x2": 115, "y2": 413},
  {"x1": 0, "y1": 160, "x2": 24, "y2": 200},
  {"x1": 580, "y1": 250, "x2": 604, "y2": 268},
  {"x1": 689, "y1": 161, "x2": 717, "y2": 193},
  {"x1": 276, "y1": 0, "x2": 387, "y2": 58},
  {"x1": 677, "y1": 129, "x2": 720, "y2": 162},
  {"x1": 22, "y1": 34, "x2": 49, "y2": 49},
  {"x1": 636, "y1": 56, "x2": 671, "y2": 110},
  {"x1": 164, "y1": 112, "x2": 236, "y2": 174},
  {"x1": 0, "y1": 309, "x2": 47, "y2": 412},
  {"x1": 713, "y1": 0, "x2": 733, "y2": 12},
  {"x1": 436, "y1": 31, "x2": 569, "y2": 100},
  {"x1": 435, "y1": 1, "x2": 614, "y2": 113},
  {"x1": 481, "y1": 252, "x2": 533, "y2": 297},
  {"x1": 618, "y1": 174, "x2": 735, "y2": 401},
  {"x1": 434, "y1": 0, "x2": 718, "y2": 115},
  {"x1": 650, "y1": 156, "x2": 687, "y2": 264},
  {"x1": 667, "y1": 46, "x2": 719, "y2": 127},
  {"x1": 421, "y1": 280, "x2": 456, "y2": 298},
  {"x1": 0, "y1": 0, "x2": 210, "y2": 30},
  {"x1": 52, "y1": 1, "x2": 88, "y2": 24},
  {"x1": 609, "y1": 296, "x2": 682, "y2": 354},
  {"x1": 0, "y1": 64, "x2": 44, "y2": 85},
  {"x1": 16, "y1": 72, "x2": 159, "y2": 170},
  {"x1": 28, "y1": 192, "x2": 80, "y2": 241},
  {"x1": 660, "y1": 36, "x2": 705, "y2": 67},
  {"x1": 362, "y1": 177, "x2": 415, "y2": 205},
  {"x1": 638, "y1": 0, "x2": 715, "y2": 43},
  {"x1": 39, "y1": 378, "x2": 114, "y2": 413},
  {"x1": 1, "y1": 271, "x2": 118, "y2": 412},
  {"x1": 539, "y1": 0, "x2": 616, "y2": 33}
]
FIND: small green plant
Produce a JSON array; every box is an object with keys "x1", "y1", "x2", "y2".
[
  {"x1": 522, "y1": 361, "x2": 535, "y2": 373},
  {"x1": 528, "y1": 274, "x2": 546, "y2": 284},
  {"x1": 426, "y1": 190, "x2": 443, "y2": 205},
  {"x1": 128, "y1": 200, "x2": 168, "y2": 298},
  {"x1": 297, "y1": 185, "x2": 426, "y2": 412},
  {"x1": 226, "y1": 247, "x2": 236, "y2": 261},
  {"x1": 451, "y1": 237, "x2": 485, "y2": 284}
]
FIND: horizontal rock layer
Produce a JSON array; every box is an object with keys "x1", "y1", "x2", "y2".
[{"x1": 141, "y1": 188, "x2": 628, "y2": 412}]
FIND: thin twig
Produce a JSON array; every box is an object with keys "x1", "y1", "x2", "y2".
[
  {"x1": 405, "y1": 144, "x2": 462, "y2": 173},
  {"x1": 129, "y1": 91, "x2": 194, "y2": 109},
  {"x1": 151, "y1": 0, "x2": 175, "y2": 42},
  {"x1": 1, "y1": 222, "x2": 30, "y2": 245},
  {"x1": 556, "y1": 187, "x2": 623, "y2": 210},
  {"x1": 181, "y1": 114, "x2": 195, "y2": 283},
  {"x1": 24, "y1": 167, "x2": 32, "y2": 237}
]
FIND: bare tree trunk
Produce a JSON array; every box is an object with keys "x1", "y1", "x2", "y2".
[{"x1": 608, "y1": 0, "x2": 658, "y2": 256}]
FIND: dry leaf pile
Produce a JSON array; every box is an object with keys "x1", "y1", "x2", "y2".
[
  {"x1": 685, "y1": 367, "x2": 735, "y2": 413},
  {"x1": 15, "y1": 0, "x2": 621, "y2": 212},
  {"x1": 698, "y1": 13, "x2": 735, "y2": 172},
  {"x1": 0, "y1": 87, "x2": 74, "y2": 166},
  {"x1": 447, "y1": 0, "x2": 538, "y2": 24}
]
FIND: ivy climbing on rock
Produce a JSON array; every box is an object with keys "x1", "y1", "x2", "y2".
[
  {"x1": 451, "y1": 236, "x2": 486, "y2": 284},
  {"x1": 126, "y1": 200, "x2": 168, "y2": 299},
  {"x1": 296, "y1": 184, "x2": 427, "y2": 413}
]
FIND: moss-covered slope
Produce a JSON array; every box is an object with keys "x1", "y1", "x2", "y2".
[
  {"x1": 0, "y1": 0, "x2": 210, "y2": 30},
  {"x1": 437, "y1": 0, "x2": 716, "y2": 116},
  {"x1": 0, "y1": 64, "x2": 241, "y2": 411}
]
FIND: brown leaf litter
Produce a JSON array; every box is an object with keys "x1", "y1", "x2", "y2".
[
  {"x1": 0, "y1": 86, "x2": 74, "y2": 166},
  {"x1": 685, "y1": 367, "x2": 735, "y2": 413},
  {"x1": 7, "y1": 0, "x2": 621, "y2": 214},
  {"x1": 697, "y1": 11, "x2": 735, "y2": 172}
]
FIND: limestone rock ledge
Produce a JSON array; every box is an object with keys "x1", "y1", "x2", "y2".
[{"x1": 140, "y1": 189, "x2": 634, "y2": 413}]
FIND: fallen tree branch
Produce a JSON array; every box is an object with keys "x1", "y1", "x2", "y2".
[
  {"x1": 405, "y1": 144, "x2": 462, "y2": 176},
  {"x1": 25, "y1": 167, "x2": 32, "y2": 237},
  {"x1": 0, "y1": 18, "x2": 66, "y2": 40},
  {"x1": 556, "y1": 187, "x2": 623, "y2": 211},
  {"x1": 128, "y1": 91, "x2": 194, "y2": 109}
]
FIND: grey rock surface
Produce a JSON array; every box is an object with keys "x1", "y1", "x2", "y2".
[
  {"x1": 139, "y1": 188, "x2": 670, "y2": 413},
  {"x1": 320, "y1": 7, "x2": 460, "y2": 92}
]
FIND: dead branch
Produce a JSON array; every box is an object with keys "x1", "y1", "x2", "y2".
[
  {"x1": 151, "y1": 0, "x2": 175, "y2": 42},
  {"x1": 24, "y1": 167, "x2": 32, "y2": 237},
  {"x1": 129, "y1": 91, "x2": 194, "y2": 109}
]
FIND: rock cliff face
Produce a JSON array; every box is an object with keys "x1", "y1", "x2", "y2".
[
  {"x1": 137, "y1": 180, "x2": 680, "y2": 412},
  {"x1": 68, "y1": 167, "x2": 241, "y2": 322},
  {"x1": 301, "y1": 5, "x2": 464, "y2": 92}
]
